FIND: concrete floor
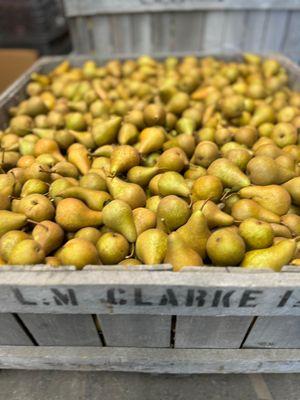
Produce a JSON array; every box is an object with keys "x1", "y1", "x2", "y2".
[{"x1": 0, "y1": 371, "x2": 298, "y2": 400}]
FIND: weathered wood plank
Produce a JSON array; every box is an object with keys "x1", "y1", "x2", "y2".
[
  {"x1": 262, "y1": 10, "x2": 289, "y2": 52},
  {"x1": 171, "y1": 12, "x2": 205, "y2": 53},
  {"x1": 243, "y1": 316, "x2": 300, "y2": 348},
  {"x1": 0, "y1": 270, "x2": 300, "y2": 316},
  {"x1": 98, "y1": 315, "x2": 171, "y2": 347},
  {"x1": 201, "y1": 11, "x2": 224, "y2": 52},
  {"x1": 18, "y1": 314, "x2": 101, "y2": 346},
  {"x1": 242, "y1": 11, "x2": 268, "y2": 52},
  {"x1": 175, "y1": 316, "x2": 253, "y2": 348},
  {"x1": 131, "y1": 14, "x2": 152, "y2": 55},
  {"x1": 0, "y1": 346, "x2": 300, "y2": 373},
  {"x1": 282, "y1": 11, "x2": 300, "y2": 60},
  {"x1": 0, "y1": 314, "x2": 32, "y2": 346}
]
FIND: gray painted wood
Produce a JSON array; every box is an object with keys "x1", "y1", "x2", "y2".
[
  {"x1": 0, "y1": 346, "x2": 300, "y2": 373},
  {"x1": 282, "y1": 11, "x2": 300, "y2": 59},
  {"x1": 242, "y1": 11, "x2": 268, "y2": 51},
  {"x1": 175, "y1": 316, "x2": 253, "y2": 349},
  {"x1": 0, "y1": 314, "x2": 32, "y2": 346},
  {"x1": 243, "y1": 317, "x2": 300, "y2": 349},
  {"x1": 18, "y1": 314, "x2": 101, "y2": 346},
  {"x1": 98, "y1": 315, "x2": 171, "y2": 347}
]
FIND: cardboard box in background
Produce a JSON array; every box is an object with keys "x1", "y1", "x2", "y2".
[{"x1": 0, "y1": 49, "x2": 38, "y2": 93}]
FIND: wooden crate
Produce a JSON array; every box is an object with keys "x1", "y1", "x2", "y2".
[
  {"x1": 63, "y1": 0, "x2": 300, "y2": 61},
  {"x1": 0, "y1": 54, "x2": 300, "y2": 373}
]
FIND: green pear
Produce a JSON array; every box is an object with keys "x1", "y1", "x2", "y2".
[
  {"x1": 193, "y1": 200, "x2": 234, "y2": 228},
  {"x1": 92, "y1": 144, "x2": 115, "y2": 158},
  {"x1": 231, "y1": 199, "x2": 280, "y2": 223},
  {"x1": 135, "y1": 229, "x2": 168, "y2": 264},
  {"x1": 283, "y1": 177, "x2": 300, "y2": 206},
  {"x1": 21, "y1": 178, "x2": 49, "y2": 197},
  {"x1": 79, "y1": 173, "x2": 107, "y2": 191},
  {"x1": 32, "y1": 220, "x2": 64, "y2": 255},
  {"x1": 51, "y1": 161, "x2": 79, "y2": 179},
  {"x1": 57, "y1": 186, "x2": 111, "y2": 211},
  {"x1": 67, "y1": 143, "x2": 91, "y2": 175},
  {"x1": 92, "y1": 116, "x2": 122, "y2": 146},
  {"x1": 281, "y1": 214, "x2": 300, "y2": 236},
  {"x1": 127, "y1": 166, "x2": 160, "y2": 187},
  {"x1": 184, "y1": 166, "x2": 207, "y2": 180},
  {"x1": 270, "y1": 223, "x2": 292, "y2": 238},
  {"x1": 157, "y1": 147, "x2": 188, "y2": 172},
  {"x1": 158, "y1": 172, "x2": 190, "y2": 198},
  {"x1": 102, "y1": 199, "x2": 137, "y2": 242},
  {"x1": 8, "y1": 239, "x2": 45, "y2": 265},
  {"x1": 18, "y1": 194, "x2": 55, "y2": 222},
  {"x1": 133, "y1": 207, "x2": 156, "y2": 236},
  {"x1": 55, "y1": 198, "x2": 103, "y2": 231},
  {"x1": 106, "y1": 177, "x2": 146, "y2": 209},
  {"x1": 164, "y1": 232, "x2": 203, "y2": 271},
  {"x1": 146, "y1": 195, "x2": 161, "y2": 213},
  {"x1": 118, "y1": 123, "x2": 139, "y2": 145},
  {"x1": 241, "y1": 239, "x2": 296, "y2": 271},
  {"x1": 69, "y1": 130, "x2": 96, "y2": 149},
  {"x1": 0, "y1": 230, "x2": 30, "y2": 262},
  {"x1": 74, "y1": 227, "x2": 102, "y2": 244},
  {"x1": 192, "y1": 175, "x2": 223, "y2": 202},
  {"x1": 143, "y1": 103, "x2": 166, "y2": 126},
  {"x1": 110, "y1": 145, "x2": 140, "y2": 175},
  {"x1": 96, "y1": 232, "x2": 129, "y2": 264},
  {"x1": 207, "y1": 158, "x2": 250, "y2": 190},
  {"x1": 192, "y1": 141, "x2": 219, "y2": 168},
  {"x1": 206, "y1": 228, "x2": 245, "y2": 266},
  {"x1": 0, "y1": 211, "x2": 27, "y2": 237},
  {"x1": 239, "y1": 218, "x2": 274, "y2": 249},
  {"x1": 163, "y1": 133, "x2": 195, "y2": 157},
  {"x1": 157, "y1": 195, "x2": 191, "y2": 232},
  {"x1": 138, "y1": 127, "x2": 166, "y2": 154},
  {"x1": 239, "y1": 185, "x2": 291, "y2": 216},
  {"x1": 57, "y1": 238, "x2": 99, "y2": 269},
  {"x1": 177, "y1": 210, "x2": 210, "y2": 258},
  {"x1": 247, "y1": 155, "x2": 295, "y2": 185}
]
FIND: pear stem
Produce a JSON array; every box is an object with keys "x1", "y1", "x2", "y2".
[
  {"x1": 125, "y1": 243, "x2": 135, "y2": 259},
  {"x1": 200, "y1": 198, "x2": 211, "y2": 211}
]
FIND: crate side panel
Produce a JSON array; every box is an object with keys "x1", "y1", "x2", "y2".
[
  {"x1": 201, "y1": 11, "x2": 225, "y2": 52},
  {"x1": 92, "y1": 16, "x2": 113, "y2": 56},
  {"x1": 151, "y1": 13, "x2": 173, "y2": 54},
  {"x1": 175, "y1": 316, "x2": 253, "y2": 349},
  {"x1": 109, "y1": 15, "x2": 133, "y2": 55},
  {"x1": 19, "y1": 314, "x2": 101, "y2": 346},
  {"x1": 282, "y1": 11, "x2": 300, "y2": 60},
  {"x1": 242, "y1": 11, "x2": 268, "y2": 52},
  {"x1": 98, "y1": 315, "x2": 171, "y2": 348},
  {"x1": 243, "y1": 316, "x2": 300, "y2": 348},
  {"x1": 221, "y1": 10, "x2": 248, "y2": 52},
  {"x1": 131, "y1": 14, "x2": 152, "y2": 55},
  {"x1": 262, "y1": 10, "x2": 290, "y2": 52},
  {"x1": 0, "y1": 314, "x2": 33, "y2": 346}
]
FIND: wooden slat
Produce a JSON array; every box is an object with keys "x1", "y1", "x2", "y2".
[
  {"x1": 0, "y1": 346, "x2": 300, "y2": 373},
  {"x1": 282, "y1": 11, "x2": 300, "y2": 60},
  {"x1": 131, "y1": 14, "x2": 152, "y2": 55},
  {"x1": 222, "y1": 10, "x2": 248, "y2": 52},
  {"x1": 91, "y1": 16, "x2": 112, "y2": 57},
  {"x1": 98, "y1": 315, "x2": 171, "y2": 347},
  {"x1": 109, "y1": 14, "x2": 133, "y2": 55},
  {"x1": 171, "y1": 12, "x2": 205, "y2": 53},
  {"x1": 262, "y1": 10, "x2": 289, "y2": 52},
  {"x1": 243, "y1": 317, "x2": 300, "y2": 348},
  {"x1": 18, "y1": 314, "x2": 101, "y2": 346},
  {"x1": 175, "y1": 316, "x2": 253, "y2": 349},
  {"x1": 151, "y1": 13, "x2": 172, "y2": 54},
  {"x1": 242, "y1": 11, "x2": 268, "y2": 51},
  {"x1": 0, "y1": 314, "x2": 32, "y2": 346},
  {"x1": 201, "y1": 11, "x2": 225, "y2": 52}
]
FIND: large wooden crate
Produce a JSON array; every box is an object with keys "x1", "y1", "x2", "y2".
[
  {"x1": 63, "y1": 0, "x2": 300, "y2": 61},
  {"x1": 0, "y1": 54, "x2": 300, "y2": 373}
]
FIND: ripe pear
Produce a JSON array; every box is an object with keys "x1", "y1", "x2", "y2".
[
  {"x1": 0, "y1": 185, "x2": 13, "y2": 210},
  {"x1": 74, "y1": 227, "x2": 102, "y2": 244},
  {"x1": 234, "y1": 126, "x2": 258, "y2": 147},
  {"x1": 206, "y1": 228, "x2": 245, "y2": 266},
  {"x1": 18, "y1": 194, "x2": 55, "y2": 222},
  {"x1": 241, "y1": 239, "x2": 296, "y2": 271},
  {"x1": 34, "y1": 138, "x2": 64, "y2": 161},
  {"x1": 175, "y1": 117, "x2": 196, "y2": 135},
  {"x1": 24, "y1": 162, "x2": 51, "y2": 182},
  {"x1": 239, "y1": 185, "x2": 291, "y2": 216},
  {"x1": 275, "y1": 154, "x2": 295, "y2": 171},
  {"x1": 231, "y1": 199, "x2": 280, "y2": 223},
  {"x1": 255, "y1": 143, "x2": 282, "y2": 159},
  {"x1": 146, "y1": 195, "x2": 161, "y2": 213},
  {"x1": 163, "y1": 133, "x2": 195, "y2": 157},
  {"x1": 157, "y1": 147, "x2": 188, "y2": 172},
  {"x1": 106, "y1": 176, "x2": 146, "y2": 209},
  {"x1": 102, "y1": 199, "x2": 137, "y2": 242},
  {"x1": 21, "y1": 178, "x2": 49, "y2": 197},
  {"x1": 92, "y1": 144, "x2": 115, "y2": 158},
  {"x1": 177, "y1": 210, "x2": 210, "y2": 258},
  {"x1": 96, "y1": 232, "x2": 129, "y2": 264},
  {"x1": 91, "y1": 156, "x2": 110, "y2": 172},
  {"x1": 207, "y1": 158, "x2": 250, "y2": 190},
  {"x1": 0, "y1": 230, "x2": 30, "y2": 262},
  {"x1": 110, "y1": 145, "x2": 140, "y2": 175},
  {"x1": 281, "y1": 214, "x2": 300, "y2": 236},
  {"x1": 10, "y1": 115, "x2": 33, "y2": 136},
  {"x1": 167, "y1": 92, "x2": 189, "y2": 114},
  {"x1": 57, "y1": 187, "x2": 111, "y2": 211},
  {"x1": 57, "y1": 238, "x2": 99, "y2": 269},
  {"x1": 247, "y1": 156, "x2": 294, "y2": 185},
  {"x1": 52, "y1": 161, "x2": 79, "y2": 179},
  {"x1": 49, "y1": 177, "x2": 77, "y2": 202},
  {"x1": 0, "y1": 211, "x2": 27, "y2": 237},
  {"x1": 271, "y1": 123, "x2": 297, "y2": 147},
  {"x1": 156, "y1": 195, "x2": 191, "y2": 232},
  {"x1": 270, "y1": 223, "x2": 292, "y2": 238},
  {"x1": 92, "y1": 117, "x2": 122, "y2": 146},
  {"x1": 118, "y1": 123, "x2": 139, "y2": 145},
  {"x1": 164, "y1": 232, "x2": 203, "y2": 271},
  {"x1": 69, "y1": 130, "x2": 96, "y2": 149},
  {"x1": 135, "y1": 229, "x2": 168, "y2": 264},
  {"x1": 67, "y1": 143, "x2": 91, "y2": 175},
  {"x1": 283, "y1": 177, "x2": 300, "y2": 206},
  {"x1": 119, "y1": 258, "x2": 141, "y2": 266},
  {"x1": 143, "y1": 103, "x2": 166, "y2": 126},
  {"x1": 239, "y1": 218, "x2": 273, "y2": 249},
  {"x1": 184, "y1": 165, "x2": 206, "y2": 180},
  {"x1": 158, "y1": 172, "x2": 190, "y2": 198},
  {"x1": 127, "y1": 166, "x2": 160, "y2": 187},
  {"x1": 8, "y1": 238, "x2": 44, "y2": 267},
  {"x1": 133, "y1": 207, "x2": 156, "y2": 235},
  {"x1": 32, "y1": 220, "x2": 64, "y2": 255},
  {"x1": 55, "y1": 198, "x2": 103, "y2": 231},
  {"x1": 124, "y1": 110, "x2": 145, "y2": 130},
  {"x1": 79, "y1": 173, "x2": 106, "y2": 191},
  {"x1": 193, "y1": 200, "x2": 234, "y2": 228},
  {"x1": 192, "y1": 141, "x2": 219, "y2": 168},
  {"x1": 149, "y1": 173, "x2": 163, "y2": 195},
  {"x1": 45, "y1": 256, "x2": 61, "y2": 267},
  {"x1": 225, "y1": 148, "x2": 252, "y2": 171},
  {"x1": 192, "y1": 175, "x2": 223, "y2": 202},
  {"x1": 138, "y1": 127, "x2": 166, "y2": 154}
]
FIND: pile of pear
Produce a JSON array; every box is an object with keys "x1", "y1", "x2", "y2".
[{"x1": 0, "y1": 53, "x2": 299, "y2": 271}]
